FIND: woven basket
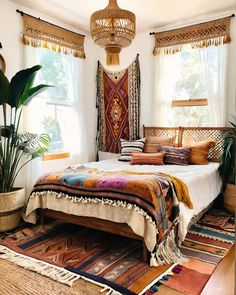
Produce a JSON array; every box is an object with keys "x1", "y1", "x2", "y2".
[
  {"x1": 224, "y1": 184, "x2": 236, "y2": 214},
  {"x1": 0, "y1": 188, "x2": 26, "y2": 232}
]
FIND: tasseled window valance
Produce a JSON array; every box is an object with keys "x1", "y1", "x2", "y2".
[
  {"x1": 153, "y1": 16, "x2": 231, "y2": 55},
  {"x1": 22, "y1": 14, "x2": 86, "y2": 58}
]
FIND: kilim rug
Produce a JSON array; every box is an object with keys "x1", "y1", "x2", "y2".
[
  {"x1": 96, "y1": 55, "x2": 140, "y2": 153},
  {"x1": 162, "y1": 209, "x2": 235, "y2": 295},
  {"x1": 0, "y1": 210, "x2": 234, "y2": 295}
]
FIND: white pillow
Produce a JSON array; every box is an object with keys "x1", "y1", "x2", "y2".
[{"x1": 98, "y1": 151, "x2": 120, "y2": 161}]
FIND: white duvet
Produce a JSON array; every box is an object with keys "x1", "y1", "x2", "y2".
[{"x1": 83, "y1": 159, "x2": 221, "y2": 241}]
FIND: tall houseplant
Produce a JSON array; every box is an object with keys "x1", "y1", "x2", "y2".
[
  {"x1": 218, "y1": 119, "x2": 236, "y2": 213},
  {"x1": 0, "y1": 65, "x2": 51, "y2": 231}
]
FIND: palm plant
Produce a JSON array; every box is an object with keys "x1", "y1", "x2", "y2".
[
  {"x1": 218, "y1": 119, "x2": 236, "y2": 192},
  {"x1": 0, "y1": 65, "x2": 51, "y2": 193}
]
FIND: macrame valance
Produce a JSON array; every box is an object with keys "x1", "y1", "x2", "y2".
[
  {"x1": 22, "y1": 14, "x2": 86, "y2": 58},
  {"x1": 153, "y1": 16, "x2": 231, "y2": 55}
]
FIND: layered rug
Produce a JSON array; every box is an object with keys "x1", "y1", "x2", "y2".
[{"x1": 0, "y1": 210, "x2": 234, "y2": 295}]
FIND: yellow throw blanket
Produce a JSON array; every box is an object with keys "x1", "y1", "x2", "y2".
[{"x1": 121, "y1": 170, "x2": 193, "y2": 209}]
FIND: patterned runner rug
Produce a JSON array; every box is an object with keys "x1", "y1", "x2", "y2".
[{"x1": 0, "y1": 210, "x2": 234, "y2": 295}]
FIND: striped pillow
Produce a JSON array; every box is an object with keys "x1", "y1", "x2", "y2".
[
  {"x1": 159, "y1": 146, "x2": 191, "y2": 165},
  {"x1": 130, "y1": 152, "x2": 165, "y2": 165},
  {"x1": 119, "y1": 138, "x2": 146, "y2": 161}
]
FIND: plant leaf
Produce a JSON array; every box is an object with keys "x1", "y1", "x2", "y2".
[
  {"x1": 8, "y1": 65, "x2": 42, "y2": 109},
  {"x1": 19, "y1": 84, "x2": 53, "y2": 107}
]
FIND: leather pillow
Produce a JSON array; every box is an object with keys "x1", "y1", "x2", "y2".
[
  {"x1": 130, "y1": 152, "x2": 165, "y2": 165},
  {"x1": 143, "y1": 136, "x2": 175, "y2": 153}
]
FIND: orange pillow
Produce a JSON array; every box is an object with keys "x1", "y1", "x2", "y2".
[
  {"x1": 143, "y1": 136, "x2": 175, "y2": 153},
  {"x1": 130, "y1": 152, "x2": 165, "y2": 165},
  {"x1": 184, "y1": 139, "x2": 216, "y2": 165}
]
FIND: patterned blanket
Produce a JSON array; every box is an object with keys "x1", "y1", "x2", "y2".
[{"x1": 31, "y1": 168, "x2": 191, "y2": 242}]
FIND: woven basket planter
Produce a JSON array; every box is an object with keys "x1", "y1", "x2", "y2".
[
  {"x1": 224, "y1": 184, "x2": 236, "y2": 214},
  {"x1": 0, "y1": 188, "x2": 26, "y2": 232}
]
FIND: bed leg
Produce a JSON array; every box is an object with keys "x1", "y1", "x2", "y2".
[
  {"x1": 143, "y1": 241, "x2": 149, "y2": 263},
  {"x1": 40, "y1": 209, "x2": 45, "y2": 228}
]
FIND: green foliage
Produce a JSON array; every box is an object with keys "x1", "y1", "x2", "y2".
[
  {"x1": 218, "y1": 119, "x2": 236, "y2": 192},
  {"x1": 0, "y1": 66, "x2": 52, "y2": 193}
]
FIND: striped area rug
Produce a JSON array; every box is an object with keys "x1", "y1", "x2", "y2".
[{"x1": 163, "y1": 212, "x2": 235, "y2": 295}]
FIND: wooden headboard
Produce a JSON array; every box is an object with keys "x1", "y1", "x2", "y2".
[{"x1": 143, "y1": 126, "x2": 229, "y2": 162}]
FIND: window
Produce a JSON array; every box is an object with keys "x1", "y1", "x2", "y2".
[
  {"x1": 29, "y1": 48, "x2": 76, "y2": 155},
  {"x1": 170, "y1": 45, "x2": 211, "y2": 126}
]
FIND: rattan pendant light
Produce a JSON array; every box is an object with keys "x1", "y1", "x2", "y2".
[{"x1": 90, "y1": 0, "x2": 136, "y2": 66}]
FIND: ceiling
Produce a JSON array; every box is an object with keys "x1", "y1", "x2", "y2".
[{"x1": 10, "y1": 0, "x2": 236, "y2": 33}]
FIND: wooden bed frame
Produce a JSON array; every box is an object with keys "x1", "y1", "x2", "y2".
[{"x1": 40, "y1": 126, "x2": 228, "y2": 263}]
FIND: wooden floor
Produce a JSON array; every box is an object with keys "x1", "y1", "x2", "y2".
[{"x1": 0, "y1": 245, "x2": 234, "y2": 295}]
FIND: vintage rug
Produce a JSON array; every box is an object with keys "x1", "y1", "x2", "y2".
[
  {"x1": 162, "y1": 209, "x2": 235, "y2": 295},
  {"x1": 0, "y1": 210, "x2": 234, "y2": 295},
  {"x1": 96, "y1": 54, "x2": 140, "y2": 153}
]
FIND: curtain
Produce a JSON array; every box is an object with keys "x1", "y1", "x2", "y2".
[
  {"x1": 61, "y1": 55, "x2": 88, "y2": 163},
  {"x1": 23, "y1": 45, "x2": 88, "y2": 194},
  {"x1": 199, "y1": 44, "x2": 228, "y2": 126},
  {"x1": 153, "y1": 53, "x2": 181, "y2": 126}
]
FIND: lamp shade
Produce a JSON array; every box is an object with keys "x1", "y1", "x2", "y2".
[{"x1": 90, "y1": 0, "x2": 136, "y2": 65}]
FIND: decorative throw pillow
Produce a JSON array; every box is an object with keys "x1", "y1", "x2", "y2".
[
  {"x1": 158, "y1": 146, "x2": 191, "y2": 165},
  {"x1": 119, "y1": 138, "x2": 146, "y2": 161},
  {"x1": 143, "y1": 136, "x2": 175, "y2": 153},
  {"x1": 184, "y1": 139, "x2": 216, "y2": 165},
  {"x1": 130, "y1": 152, "x2": 165, "y2": 165}
]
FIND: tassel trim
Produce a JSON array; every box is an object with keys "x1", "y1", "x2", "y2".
[
  {"x1": 153, "y1": 35, "x2": 231, "y2": 56},
  {"x1": 0, "y1": 245, "x2": 122, "y2": 294},
  {"x1": 29, "y1": 191, "x2": 158, "y2": 230},
  {"x1": 150, "y1": 227, "x2": 187, "y2": 267},
  {"x1": 22, "y1": 35, "x2": 86, "y2": 59}
]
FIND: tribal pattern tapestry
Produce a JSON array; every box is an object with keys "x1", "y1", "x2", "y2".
[{"x1": 96, "y1": 55, "x2": 140, "y2": 153}]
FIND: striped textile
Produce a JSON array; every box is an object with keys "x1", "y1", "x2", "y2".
[
  {"x1": 119, "y1": 138, "x2": 146, "y2": 161},
  {"x1": 163, "y1": 212, "x2": 235, "y2": 295},
  {"x1": 159, "y1": 146, "x2": 191, "y2": 165}
]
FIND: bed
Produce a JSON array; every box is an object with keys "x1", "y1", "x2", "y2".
[{"x1": 24, "y1": 126, "x2": 227, "y2": 265}]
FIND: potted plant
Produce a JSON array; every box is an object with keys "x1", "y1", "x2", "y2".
[
  {"x1": 218, "y1": 119, "x2": 236, "y2": 214},
  {"x1": 0, "y1": 65, "x2": 51, "y2": 232}
]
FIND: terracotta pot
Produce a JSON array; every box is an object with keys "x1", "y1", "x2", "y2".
[
  {"x1": 0, "y1": 188, "x2": 26, "y2": 232},
  {"x1": 224, "y1": 184, "x2": 236, "y2": 214}
]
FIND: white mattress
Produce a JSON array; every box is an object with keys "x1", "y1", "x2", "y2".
[{"x1": 81, "y1": 159, "x2": 221, "y2": 241}]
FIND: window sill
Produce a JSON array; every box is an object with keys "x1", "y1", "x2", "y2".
[
  {"x1": 42, "y1": 152, "x2": 71, "y2": 161},
  {"x1": 171, "y1": 98, "x2": 208, "y2": 107}
]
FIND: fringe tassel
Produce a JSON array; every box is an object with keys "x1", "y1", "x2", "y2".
[
  {"x1": 22, "y1": 35, "x2": 85, "y2": 59},
  {"x1": 29, "y1": 191, "x2": 158, "y2": 230},
  {"x1": 150, "y1": 227, "x2": 186, "y2": 267},
  {"x1": 0, "y1": 245, "x2": 122, "y2": 294}
]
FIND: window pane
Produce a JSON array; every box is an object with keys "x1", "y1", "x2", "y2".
[
  {"x1": 38, "y1": 49, "x2": 70, "y2": 102},
  {"x1": 170, "y1": 105, "x2": 214, "y2": 127},
  {"x1": 173, "y1": 45, "x2": 206, "y2": 100}
]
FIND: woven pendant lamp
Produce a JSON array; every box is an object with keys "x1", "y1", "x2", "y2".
[{"x1": 90, "y1": 0, "x2": 136, "y2": 66}]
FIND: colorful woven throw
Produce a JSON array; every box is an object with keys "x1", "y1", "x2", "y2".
[{"x1": 96, "y1": 55, "x2": 140, "y2": 153}]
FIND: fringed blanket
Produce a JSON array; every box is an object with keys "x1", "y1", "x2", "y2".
[
  {"x1": 96, "y1": 55, "x2": 140, "y2": 153},
  {"x1": 25, "y1": 168, "x2": 191, "y2": 266}
]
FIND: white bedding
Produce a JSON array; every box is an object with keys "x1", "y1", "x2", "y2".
[{"x1": 82, "y1": 159, "x2": 221, "y2": 241}]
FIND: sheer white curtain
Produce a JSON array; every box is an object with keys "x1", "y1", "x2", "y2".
[
  {"x1": 23, "y1": 45, "x2": 88, "y2": 194},
  {"x1": 153, "y1": 52, "x2": 181, "y2": 126},
  {"x1": 61, "y1": 54, "x2": 88, "y2": 164},
  {"x1": 199, "y1": 43, "x2": 228, "y2": 126}
]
